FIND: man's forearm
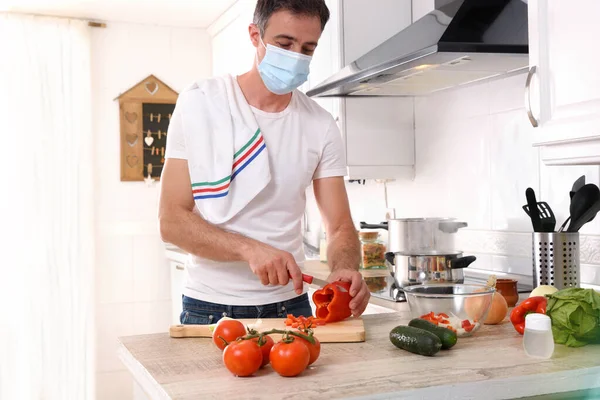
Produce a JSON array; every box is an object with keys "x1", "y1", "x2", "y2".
[
  {"x1": 160, "y1": 208, "x2": 256, "y2": 262},
  {"x1": 326, "y1": 223, "x2": 361, "y2": 271}
]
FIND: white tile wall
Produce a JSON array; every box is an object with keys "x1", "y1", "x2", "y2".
[
  {"x1": 96, "y1": 303, "x2": 135, "y2": 373},
  {"x1": 96, "y1": 235, "x2": 135, "y2": 304},
  {"x1": 96, "y1": 371, "x2": 134, "y2": 400},
  {"x1": 92, "y1": 21, "x2": 212, "y2": 400},
  {"x1": 133, "y1": 300, "x2": 173, "y2": 334},
  {"x1": 312, "y1": 73, "x2": 600, "y2": 288},
  {"x1": 132, "y1": 235, "x2": 171, "y2": 302}
]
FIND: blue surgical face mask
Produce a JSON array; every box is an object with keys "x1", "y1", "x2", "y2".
[{"x1": 257, "y1": 38, "x2": 312, "y2": 95}]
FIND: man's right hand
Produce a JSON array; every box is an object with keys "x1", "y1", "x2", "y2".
[{"x1": 245, "y1": 243, "x2": 304, "y2": 295}]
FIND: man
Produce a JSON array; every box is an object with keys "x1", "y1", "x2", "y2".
[{"x1": 159, "y1": 0, "x2": 369, "y2": 325}]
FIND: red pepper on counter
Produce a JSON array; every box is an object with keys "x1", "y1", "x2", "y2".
[
  {"x1": 509, "y1": 296, "x2": 548, "y2": 335},
  {"x1": 312, "y1": 281, "x2": 352, "y2": 323}
]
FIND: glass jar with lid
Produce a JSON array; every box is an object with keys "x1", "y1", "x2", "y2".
[{"x1": 359, "y1": 231, "x2": 387, "y2": 269}]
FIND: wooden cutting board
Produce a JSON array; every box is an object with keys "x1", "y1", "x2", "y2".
[{"x1": 169, "y1": 317, "x2": 365, "y2": 343}]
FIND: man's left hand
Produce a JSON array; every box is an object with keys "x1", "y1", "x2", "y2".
[{"x1": 327, "y1": 268, "x2": 370, "y2": 317}]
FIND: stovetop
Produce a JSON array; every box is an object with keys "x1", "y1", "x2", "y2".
[{"x1": 366, "y1": 271, "x2": 534, "y2": 303}]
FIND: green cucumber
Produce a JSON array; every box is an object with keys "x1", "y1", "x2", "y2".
[
  {"x1": 389, "y1": 326, "x2": 442, "y2": 356},
  {"x1": 408, "y1": 318, "x2": 458, "y2": 350}
]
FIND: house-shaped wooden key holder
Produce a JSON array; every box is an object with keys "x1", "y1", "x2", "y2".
[{"x1": 115, "y1": 74, "x2": 178, "y2": 181}]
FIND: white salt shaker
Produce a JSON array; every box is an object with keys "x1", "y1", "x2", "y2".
[{"x1": 523, "y1": 313, "x2": 554, "y2": 359}]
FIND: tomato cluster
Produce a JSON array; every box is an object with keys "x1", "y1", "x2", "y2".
[{"x1": 213, "y1": 319, "x2": 321, "y2": 378}]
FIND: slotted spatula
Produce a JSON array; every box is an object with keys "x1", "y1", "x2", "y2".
[{"x1": 522, "y1": 200, "x2": 556, "y2": 232}]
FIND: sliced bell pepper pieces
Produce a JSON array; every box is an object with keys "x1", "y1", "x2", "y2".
[
  {"x1": 284, "y1": 314, "x2": 324, "y2": 329},
  {"x1": 461, "y1": 319, "x2": 475, "y2": 332},
  {"x1": 312, "y1": 280, "x2": 352, "y2": 323},
  {"x1": 420, "y1": 312, "x2": 453, "y2": 326},
  {"x1": 509, "y1": 295, "x2": 548, "y2": 335}
]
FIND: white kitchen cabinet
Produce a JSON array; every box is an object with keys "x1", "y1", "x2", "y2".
[
  {"x1": 527, "y1": 0, "x2": 600, "y2": 165},
  {"x1": 306, "y1": 0, "x2": 415, "y2": 179},
  {"x1": 168, "y1": 257, "x2": 187, "y2": 325}
]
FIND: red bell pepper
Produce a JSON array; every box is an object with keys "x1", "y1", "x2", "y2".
[
  {"x1": 509, "y1": 296, "x2": 548, "y2": 335},
  {"x1": 312, "y1": 281, "x2": 352, "y2": 323}
]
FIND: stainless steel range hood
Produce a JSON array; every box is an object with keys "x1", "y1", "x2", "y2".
[{"x1": 307, "y1": 0, "x2": 529, "y2": 97}]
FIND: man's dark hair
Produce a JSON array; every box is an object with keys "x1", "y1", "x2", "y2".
[{"x1": 253, "y1": 0, "x2": 330, "y2": 36}]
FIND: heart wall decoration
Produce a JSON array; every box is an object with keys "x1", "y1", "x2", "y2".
[
  {"x1": 116, "y1": 74, "x2": 178, "y2": 181},
  {"x1": 125, "y1": 111, "x2": 137, "y2": 124},
  {"x1": 145, "y1": 81, "x2": 158, "y2": 95},
  {"x1": 126, "y1": 133, "x2": 138, "y2": 147},
  {"x1": 126, "y1": 155, "x2": 138, "y2": 168}
]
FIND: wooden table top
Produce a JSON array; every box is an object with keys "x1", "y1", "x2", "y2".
[{"x1": 118, "y1": 311, "x2": 600, "y2": 400}]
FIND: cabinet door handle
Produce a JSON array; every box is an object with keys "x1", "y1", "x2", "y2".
[
  {"x1": 175, "y1": 265, "x2": 184, "y2": 271},
  {"x1": 525, "y1": 65, "x2": 539, "y2": 128}
]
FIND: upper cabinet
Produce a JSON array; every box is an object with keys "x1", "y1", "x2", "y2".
[
  {"x1": 307, "y1": 0, "x2": 415, "y2": 180},
  {"x1": 527, "y1": 0, "x2": 600, "y2": 165}
]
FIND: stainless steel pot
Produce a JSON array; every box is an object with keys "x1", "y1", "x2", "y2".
[
  {"x1": 360, "y1": 218, "x2": 467, "y2": 255},
  {"x1": 384, "y1": 252, "x2": 477, "y2": 288}
]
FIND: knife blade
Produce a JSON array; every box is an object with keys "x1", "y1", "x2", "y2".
[
  {"x1": 301, "y1": 273, "x2": 328, "y2": 287},
  {"x1": 300, "y1": 273, "x2": 348, "y2": 292}
]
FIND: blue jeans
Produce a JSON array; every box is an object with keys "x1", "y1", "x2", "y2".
[{"x1": 180, "y1": 293, "x2": 314, "y2": 325}]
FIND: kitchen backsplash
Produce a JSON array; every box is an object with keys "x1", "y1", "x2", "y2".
[{"x1": 305, "y1": 73, "x2": 600, "y2": 289}]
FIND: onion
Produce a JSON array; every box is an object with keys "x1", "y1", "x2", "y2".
[
  {"x1": 529, "y1": 285, "x2": 558, "y2": 298},
  {"x1": 484, "y1": 292, "x2": 508, "y2": 325}
]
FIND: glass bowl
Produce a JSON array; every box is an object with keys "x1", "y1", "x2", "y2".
[{"x1": 403, "y1": 284, "x2": 495, "y2": 337}]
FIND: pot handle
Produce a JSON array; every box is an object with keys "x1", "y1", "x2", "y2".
[
  {"x1": 385, "y1": 252, "x2": 396, "y2": 266},
  {"x1": 360, "y1": 221, "x2": 389, "y2": 230},
  {"x1": 438, "y1": 221, "x2": 468, "y2": 233},
  {"x1": 448, "y1": 255, "x2": 477, "y2": 269}
]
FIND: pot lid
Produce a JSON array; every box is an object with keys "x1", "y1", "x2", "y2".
[{"x1": 393, "y1": 250, "x2": 464, "y2": 256}]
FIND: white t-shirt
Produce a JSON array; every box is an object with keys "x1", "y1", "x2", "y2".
[{"x1": 165, "y1": 74, "x2": 347, "y2": 306}]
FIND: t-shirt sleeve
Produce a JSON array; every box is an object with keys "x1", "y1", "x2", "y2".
[
  {"x1": 313, "y1": 118, "x2": 347, "y2": 180},
  {"x1": 164, "y1": 98, "x2": 187, "y2": 160}
]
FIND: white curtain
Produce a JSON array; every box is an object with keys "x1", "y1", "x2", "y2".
[{"x1": 0, "y1": 13, "x2": 95, "y2": 400}]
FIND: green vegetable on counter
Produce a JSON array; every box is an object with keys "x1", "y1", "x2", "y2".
[
  {"x1": 408, "y1": 318, "x2": 458, "y2": 349},
  {"x1": 545, "y1": 288, "x2": 600, "y2": 347},
  {"x1": 389, "y1": 326, "x2": 442, "y2": 356}
]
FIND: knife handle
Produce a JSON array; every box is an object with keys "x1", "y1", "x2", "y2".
[{"x1": 288, "y1": 272, "x2": 314, "y2": 284}]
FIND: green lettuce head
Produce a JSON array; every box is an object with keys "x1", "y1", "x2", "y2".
[{"x1": 546, "y1": 288, "x2": 600, "y2": 347}]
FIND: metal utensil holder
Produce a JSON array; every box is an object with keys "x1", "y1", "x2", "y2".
[{"x1": 532, "y1": 232, "x2": 580, "y2": 289}]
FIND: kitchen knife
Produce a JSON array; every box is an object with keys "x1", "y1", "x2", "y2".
[
  {"x1": 301, "y1": 273, "x2": 328, "y2": 288},
  {"x1": 298, "y1": 273, "x2": 348, "y2": 292}
]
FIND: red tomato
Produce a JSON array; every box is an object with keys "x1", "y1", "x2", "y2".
[
  {"x1": 270, "y1": 339, "x2": 310, "y2": 377},
  {"x1": 212, "y1": 320, "x2": 247, "y2": 351},
  {"x1": 294, "y1": 333, "x2": 321, "y2": 366},
  {"x1": 222, "y1": 340, "x2": 263, "y2": 377},
  {"x1": 251, "y1": 335, "x2": 275, "y2": 367}
]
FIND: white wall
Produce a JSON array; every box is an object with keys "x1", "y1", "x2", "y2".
[
  {"x1": 327, "y1": 74, "x2": 600, "y2": 289},
  {"x1": 91, "y1": 22, "x2": 211, "y2": 400},
  {"x1": 210, "y1": 3, "x2": 256, "y2": 76}
]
